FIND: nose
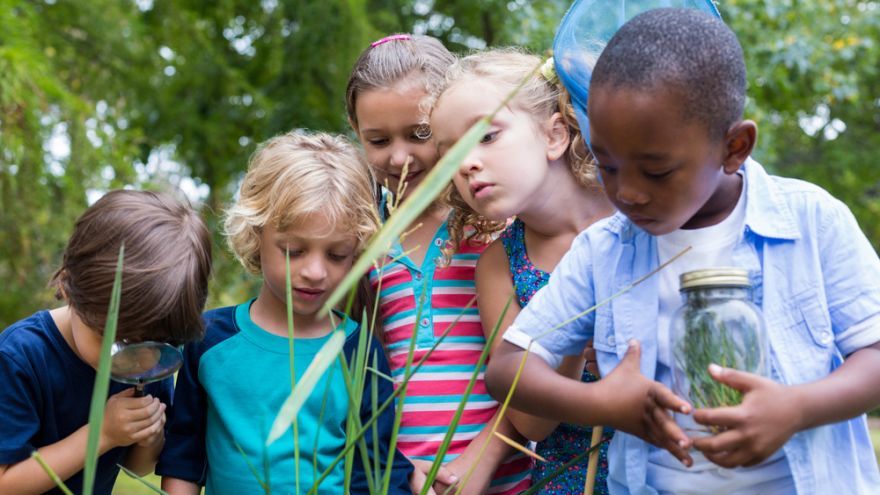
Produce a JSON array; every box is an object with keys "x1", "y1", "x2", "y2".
[
  {"x1": 615, "y1": 179, "x2": 649, "y2": 206},
  {"x1": 299, "y1": 253, "x2": 327, "y2": 283},
  {"x1": 388, "y1": 143, "x2": 412, "y2": 171},
  {"x1": 458, "y1": 150, "x2": 482, "y2": 176}
]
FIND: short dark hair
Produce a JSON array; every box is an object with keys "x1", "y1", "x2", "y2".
[
  {"x1": 589, "y1": 8, "x2": 746, "y2": 138},
  {"x1": 51, "y1": 190, "x2": 212, "y2": 345}
]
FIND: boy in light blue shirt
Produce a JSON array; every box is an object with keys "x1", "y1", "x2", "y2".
[{"x1": 487, "y1": 8, "x2": 880, "y2": 494}]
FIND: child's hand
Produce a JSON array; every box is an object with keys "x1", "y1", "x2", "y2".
[
  {"x1": 435, "y1": 455, "x2": 490, "y2": 495},
  {"x1": 583, "y1": 339, "x2": 599, "y2": 376},
  {"x1": 601, "y1": 340, "x2": 693, "y2": 466},
  {"x1": 408, "y1": 458, "x2": 458, "y2": 495},
  {"x1": 691, "y1": 364, "x2": 797, "y2": 468},
  {"x1": 101, "y1": 388, "x2": 167, "y2": 449}
]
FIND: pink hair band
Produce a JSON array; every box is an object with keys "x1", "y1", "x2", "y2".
[{"x1": 371, "y1": 34, "x2": 411, "y2": 47}]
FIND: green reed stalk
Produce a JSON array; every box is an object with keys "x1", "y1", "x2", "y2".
[
  {"x1": 82, "y1": 244, "x2": 124, "y2": 495},
  {"x1": 31, "y1": 451, "x2": 73, "y2": 495},
  {"x1": 117, "y1": 464, "x2": 168, "y2": 494},
  {"x1": 519, "y1": 436, "x2": 612, "y2": 495},
  {"x1": 284, "y1": 249, "x2": 301, "y2": 495},
  {"x1": 234, "y1": 440, "x2": 270, "y2": 493},
  {"x1": 421, "y1": 296, "x2": 514, "y2": 495}
]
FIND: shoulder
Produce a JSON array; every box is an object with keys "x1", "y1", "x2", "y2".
[
  {"x1": 0, "y1": 311, "x2": 58, "y2": 372},
  {"x1": 476, "y1": 239, "x2": 512, "y2": 282},
  {"x1": 191, "y1": 305, "x2": 241, "y2": 355}
]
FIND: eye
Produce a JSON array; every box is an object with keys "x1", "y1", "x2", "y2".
[
  {"x1": 283, "y1": 247, "x2": 304, "y2": 258},
  {"x1": 480, "y1": 130, "x2": 499, "y2": 144},
  {"x1": 645, "y1": 169, "x2": 673, "y2": 180},
  {"x1": 367, "y1": 137, "x2": 389, "y2": 147},
  {"x1": 327, "y1": 252, "x2": 352, "y2": 263}
]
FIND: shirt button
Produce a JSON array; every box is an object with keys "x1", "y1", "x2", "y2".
[
  {"x1": 434, "y1": 238, "x2": 444, "y2": 247},
  {"x1": 607, "y1": 335, "x2": 616, "y2": 346},
  {"x1": 818, "y1": 331, "x2": 832, "y2": 345},
  {"x1": 420, "y1": 318, "x2": 430, "y2": 327},
  {"x1": 414, "y1": 272, "x2": 422, "y2": 280}
]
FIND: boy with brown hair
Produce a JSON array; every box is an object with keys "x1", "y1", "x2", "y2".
[{"x1": 0, "y1": 189, "x2": 212, "y2": 494}]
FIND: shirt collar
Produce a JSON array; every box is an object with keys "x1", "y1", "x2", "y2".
[{"x1": 602, "y1": 157, "x2": 800, "y2": 241}]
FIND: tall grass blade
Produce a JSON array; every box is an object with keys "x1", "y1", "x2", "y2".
[
  {"x1": 519, "y1": 437, "x2": 611, "y2": 495},
  {"x1": 266, "y1": 329, "x2": 346, "y2": 445},
  {"x1": 117, "y1": 464, "x2": 169, "y2": 495},
  {"x1": 83, "y1": 244, "x2": 124, "y2": 495},
  {"x1": 492, "y1": 431, "x2": 548, "y2": 463},
  {"x1": 284, "y1": 249, "x2": 300, "y2": 495},
  {"x1": 233, "y1": 440, "x2": 269, "y2": 493},
  {"x1": 31, "y1": 451, "x2": 74, "y2": 495}
]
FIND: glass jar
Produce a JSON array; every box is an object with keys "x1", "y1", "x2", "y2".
[{"x1": 669, "y1": 268, "x2": 769, "y2": 434}]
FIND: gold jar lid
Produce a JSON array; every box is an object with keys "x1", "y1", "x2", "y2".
[{"x1": 679, "y1": 268, "x2": 750, "y2": 290}]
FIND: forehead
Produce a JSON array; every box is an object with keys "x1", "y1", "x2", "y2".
[
  {"x1": 431, "y1": 79, "x2": 511, "y2": 133},
  {"x1": 272, "y1": 212, "x2": 357, "y2": 245},
  {"x1": 587, "y1": 86, "x2": 706, "y2": 152},
  {"x1": 355, "y1": 82, "x2": 429, "y2": 131}
]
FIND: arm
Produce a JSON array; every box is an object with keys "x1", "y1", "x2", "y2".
[
  {"x1": 157, "y1": 341, "x2": 208, "y2": 491},
  {"x1": 486, "y1": 339, "x2": 693, "y2": 465},
  {"x1": 475, "y1": 241, "x2": 579, "y2": 441},
  {"x1": 0, "y1": 388, "x2": 165, "y2": 494}
]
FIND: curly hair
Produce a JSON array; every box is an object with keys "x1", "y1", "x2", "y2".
[
  {"x1": 427, "y1": 48, "x2": 600, "y2": 259},
  {"x1": 224, "y1": 130, "x2": 380, "y2": 274}
]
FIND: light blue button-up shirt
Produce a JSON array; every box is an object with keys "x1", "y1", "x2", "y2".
[{"x1": 505, "y1": 159, "x2": 880, "y2": 494}]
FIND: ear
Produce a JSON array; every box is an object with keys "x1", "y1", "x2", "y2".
[
  {"x1": 721, "y1": 120, "x2": 757, "y2": 174},
  {"x1": 545, "y1": 112, "x2": 571, "y2": 162}
]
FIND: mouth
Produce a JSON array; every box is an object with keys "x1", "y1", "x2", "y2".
[
  {"x1": 294, "y1": 287, "x2": 325, "y2": 301},
  {"x1": 469, "y1": 181, "x2": 494, "y2": 199},
  {"x1": 389, "y1": 169, "x2": 423, "y2": 185}
]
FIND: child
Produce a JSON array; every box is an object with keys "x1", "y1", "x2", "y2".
[
  {"x1": 487, "y1": 8, "x2": 880, "y2": 494},
  {"x1": 429, "y1": 48, "x2": 616, "y2": 493},
  {"x1": 157, "y1": 130, "x2": 412, "y2": 495},
  {"x1": 0, "y1": 189, "x2": 212, "y2": 494},
  {"x1": 347, "y1": 35, "x2": 533, "y2": 494}
]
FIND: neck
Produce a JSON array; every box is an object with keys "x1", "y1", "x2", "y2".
[
  {"x1": 517, "y1": 166, "x2": 614, "y2": 238},
  {"x1": 250, "y1": 290, "x2": 332, "y2": 338}
]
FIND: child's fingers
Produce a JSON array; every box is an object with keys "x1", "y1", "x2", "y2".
[
  {"x1": 692, "y1": 404, "x2": 744, "y2": 430},
  {"x1": 432, "y1": 465, "x2": 459, "y2": 488},
  {"x1": 647, "y1": 406, "x2": 692, "y2": 466},
  {"x1": 649, "y1": 383, "x2": 691, "y2": 415},
  {"x1": 706, "y1": 364, "x2": 765, "y2": 393}
]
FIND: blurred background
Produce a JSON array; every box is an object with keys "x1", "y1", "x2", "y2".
[
  {"x1": 1, "y1": 0, "x2": 878, "y2": 325},
  {"x1": 2, "y1": 1, "x2": 878, "y2": 493}
]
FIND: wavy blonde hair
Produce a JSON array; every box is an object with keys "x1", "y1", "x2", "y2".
[
  {"x1": 427, "y1": 48, "x2": 599, "y2": 257},
  {"x1": 224, "y1": 130, "x2": 380, "y2": 274}
]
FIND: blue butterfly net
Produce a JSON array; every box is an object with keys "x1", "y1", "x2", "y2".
[{"x1": 553, "y1": 0, "x2": 721, "y2": 139}]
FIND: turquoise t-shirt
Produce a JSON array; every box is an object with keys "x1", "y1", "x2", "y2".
[{"x1": 200, "y1": 302, "x2": 356, "y2": 494}]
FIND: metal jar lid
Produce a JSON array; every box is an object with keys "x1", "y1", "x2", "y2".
[{"x1": 679, "y1": 268, "x2": 750, "y2": 290}]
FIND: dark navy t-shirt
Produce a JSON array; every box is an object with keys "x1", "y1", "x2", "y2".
[{"x1": 0, "y1": 310, "x2": 172, "y2": 495}]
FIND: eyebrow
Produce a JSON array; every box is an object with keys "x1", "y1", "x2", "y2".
[
  {"x1": 590, "y1": 144, "x2": 668, "y2": 162},
  {"x1": 436, "y1": 114, "x2": 490, "y2": 149}
]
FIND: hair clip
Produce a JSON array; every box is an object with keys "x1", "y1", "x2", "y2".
[
  {"x1": 540, "y1": 56, "x2": 559, "y2": 84},
  {"x1": 371, "y1": 34, "x2": 412, "y2": 48}
]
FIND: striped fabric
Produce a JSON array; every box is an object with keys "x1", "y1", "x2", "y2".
[{"x1": 369, "y1": 220, "x2": 532, "y2": 495}]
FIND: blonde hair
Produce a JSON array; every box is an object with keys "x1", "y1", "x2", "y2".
[
  {"x1": 428, "y1": 48, "x2": 599, "y2": 256},
  {"x1": 225, "y1": 130, "x2": 380, "y2": 274},
  {"x1": 345, "y1": 34, "x2": 455, "y2": 128}
]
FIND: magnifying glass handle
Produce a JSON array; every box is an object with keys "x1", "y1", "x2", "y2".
[{"x1": 134, "y1": 385, "x2": 145, "y2": 397}]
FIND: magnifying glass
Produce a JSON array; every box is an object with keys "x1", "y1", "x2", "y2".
[{"x1": 110, "y1": 341, "x2": 183, "y2": 396}]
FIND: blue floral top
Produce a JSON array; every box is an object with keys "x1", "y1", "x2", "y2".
[{"x1": 500, "y1": 218, "x2": 612, "y2": 494}]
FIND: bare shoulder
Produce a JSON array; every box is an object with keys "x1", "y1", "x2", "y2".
[{"x1": 476, "y1": 238, "x2": 510, "y2": 282}]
